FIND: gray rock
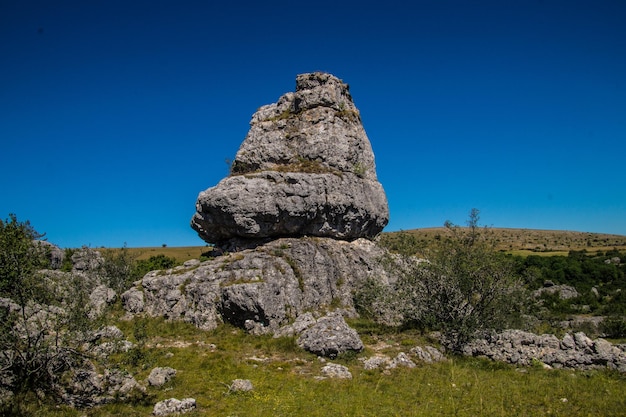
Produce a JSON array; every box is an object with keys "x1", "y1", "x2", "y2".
[
  {"x1": 320, "y1": 363, "x2": 352, "y2": 379},
  {"x1": 411, "y1": 346, "x2": 446, "y2": 363},
  {"x1": 123, "y1": 237, "x2": 398, "y2": 334},
  {"x1": 463, "y1": 330, "x2": 626, "y2": 371},
  {"x1": 230, "y1": 379, "x2": 254, "y2": 392},
  {"x1": 153, "y1": 398, "x2": 196, "y2": 416},
  {"x1": 191, "y1": 72, "x2": 388, "y2": 245},
  {"x1": 121, "y1": 287, "x2": 145, "y2": 313},
  {"x1": 89, "y1": 284, "x2": 117, "y2": 318},
  {"x1": 34, "y1": 240, "x2": 64, "y2": 269},
  {"x1": 90, "y1": 325, "x2": 124, "y2": 342},
  {"x1": 62, "y1": 366, "x2": 146, "y2": 408},
  {"x1": 274, "y1": 312, "x2": 317, "y2": 338},
  {"x1": 534, "y1": 284, "x2": 580, "y2": 300},
  {"x1": 148, "y1": 367, "x2": 177, "y2": 387},
  {"x1": 297, "y1": 312, "x2": 363, "y2": 357},
  {"x1": 362, "y1": 354, "x2": 391, "y2": 370},
  {"x1": 388, "y1": 352, "x2": 416, "y2": 369},
  {"x1": 71, "y1": 247, "x2": 104, "y2": 272}
]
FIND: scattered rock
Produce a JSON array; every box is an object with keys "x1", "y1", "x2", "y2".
[
  {"x1": 463, "y1": 329, "x2": 626, "y2": 371},
  {"x1": 533, "y1": 284, "x2": 580, "y2": 300},
  {"x1": 297, "y1": 312, "x2": 363, "y2": 358},
  {"x1": 362, "y1": 354, "x2": 391, "y2": 370},
  {"x1": 230, "y1": 379, "x2": 254, "y2": 392},
  {"x1": 148, "y1": 367, "x2": 177, "y2": 387},
  {"x1": 153, "y1": 398, "x2": 196, "y2": 416},
  {"x1": 320, "y1": 363, "x2": 352, "y2": 379},
  {"x1": 388, "y1": 352, "x2": 416, "y2": 369},
  {"x1": 410, "y1": 346, "x2": 446, "y2": 363}
]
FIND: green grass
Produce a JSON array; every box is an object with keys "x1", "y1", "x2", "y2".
[{"x1": 13, "y1": 317, "x2": 626, "y2": 417}]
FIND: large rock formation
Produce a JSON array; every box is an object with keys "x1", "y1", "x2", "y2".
[
  {"x1": 191, "y1": 72, "x2": 389, "y2": 246},
  {"x1": 122, "y1": 237, "x2": 399, "y2": 336}
]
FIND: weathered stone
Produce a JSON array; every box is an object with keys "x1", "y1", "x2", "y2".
[
  {"x1": 121, "y1": 287, "x2": 145, "y2": 313},
  {"x1": 71, "y1": 247, "x2": 104, "y2": 272},
  {"x1": 123, "y1": 237, "x2": 398, "y2": 334},
  {"x1": 411, "y1": 346, "x2": 446, "y2": 363},
  {"x1": 34, "y1": 240, "x2": 64, "y2": 269},
  {"x1": 191, "y1": 72, "x2": 388, "y2": 245},
  {"x1": 534, "y1": 284, "x2": 580, "y2": 300},
  {"x1": 297, "y1": 312, "x2": 363, "y2": 357},
  {"x1": 463, "y1": 330, "x2": 626, "y2": 371},
  {"x1": 148, "y1": 367, "x2": 177, "y2": 387},
  {"x1": 153, "y1": 398, "x2": 196, "y2": 416},
  {"x1": 388, "y1": 352, "x2": 416, "y2": 369},
  {"x1": 230, "y1": 379, "x2": 254, "y2": 392},
  {"x1": 320, "y1": 363, "x2": 352, "y2": 379},
  {"x1": 89, "y1": 284, "x2": 117, "y2": 318},
  {"x1": 362, "y1": 354, "x2": 391, "y2": 370}
]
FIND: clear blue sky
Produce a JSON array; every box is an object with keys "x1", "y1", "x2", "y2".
[{"x1": 1, "y1": 0, "x2": 625, "y2": 248}]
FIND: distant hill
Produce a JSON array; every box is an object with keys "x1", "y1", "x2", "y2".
[
  {"x1": 382, "y1": 228, "x2": 626, "y2": 256},
  {"x1": 117, "y1": 228, "x2": 626, "y2": 262}
]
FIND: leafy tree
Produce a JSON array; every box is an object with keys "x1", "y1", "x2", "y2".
[
  {"x1": 0, "y1": 215, "x2": 93, "y2": 403},
  {"x1": 0, "y1": 214, "x2": 48, "y2": 303},
  {"x1": 357, "y1": 209, "x2": 527, "y2": 351},
  {"x1": 405, "y1": 209, "x2": 526, "y2": 350},
  {"x1": 133, "y1": 254, "x2": 178, "y2": 280}
]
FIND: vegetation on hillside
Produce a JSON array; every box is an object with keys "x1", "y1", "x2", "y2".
[
  {"x1": 1, "y1": 212, "x2": 625, "y2": 415},
  {"x1": 376, "y1": 213, "x2": 626, "y2": 340},
  {"x1": 358, "y1": 209, "x2": 528, "y2": 350}
]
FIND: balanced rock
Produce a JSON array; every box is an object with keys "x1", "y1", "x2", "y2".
[{"x1": 191, "y1": 72, "x2": 389, "y2": 246}]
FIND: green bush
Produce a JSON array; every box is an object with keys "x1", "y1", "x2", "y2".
[{"x1": 358, "y1": 209, "x2": 527, "y2": 351}]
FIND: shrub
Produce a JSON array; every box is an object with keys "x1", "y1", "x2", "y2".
[
  {"x1": 358, "y1": 209, "x2": 527, "y2": 351},
  {"x1": 0, "y1": 214, "x2": 95, "y2": 401}
]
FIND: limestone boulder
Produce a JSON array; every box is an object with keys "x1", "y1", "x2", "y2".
[{"x1": 191, "y1": 72, "x2": 388, "y2": 245}]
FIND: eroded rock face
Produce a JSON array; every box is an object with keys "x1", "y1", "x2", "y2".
[
  {"x1": 122, "y1": 237, "x2": 399, "y2": 334},
  {"x1": 191, "y1": 72, "x2": 389, "y2": 246}
]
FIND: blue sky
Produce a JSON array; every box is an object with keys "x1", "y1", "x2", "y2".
[{"x1": 1, "y1": 0, "x2": 625, "y2": 248}]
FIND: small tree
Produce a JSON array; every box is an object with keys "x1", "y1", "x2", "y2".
[
  {"x1": 406, "y1": 209, "x2": 526, "y2": 350},
  {"x1": 356, "y1": 209, "x2": 527, "y2": 351},
  {"x1": 0, "y1": 215, "x2": 94, "y2": 402}
]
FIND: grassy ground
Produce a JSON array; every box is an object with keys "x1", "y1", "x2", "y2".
[{"x1": 20, "y1": 316, "x2": 626, "y2": 417}]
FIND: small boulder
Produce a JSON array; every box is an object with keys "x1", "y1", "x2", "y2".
[
  {"x1": 320, "y1": 363, "x2": 352, "y2": 379},
  {"x1": 153, "y1": 398, "x2": 196, "y2": 416},
  {"x1": 148, "y1": 367, "x2": 177, "y2": 387},
  {"x1": 230, "y1": 379, "x2": 254, "y2": 392},
  {"x1": 297, "y1": 312, "x2": 363, "y2": 357}
]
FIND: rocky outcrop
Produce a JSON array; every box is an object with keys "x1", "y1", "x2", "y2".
[
  {"x1": 122, "y1": 237, "x2": 398, "y2": 334},
  {"x1": 191, "y1": 72, "x2": 389, "y2": 246},
  {"x1": 463, "y1": 330, "x2": 626, "y2": 372}
]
